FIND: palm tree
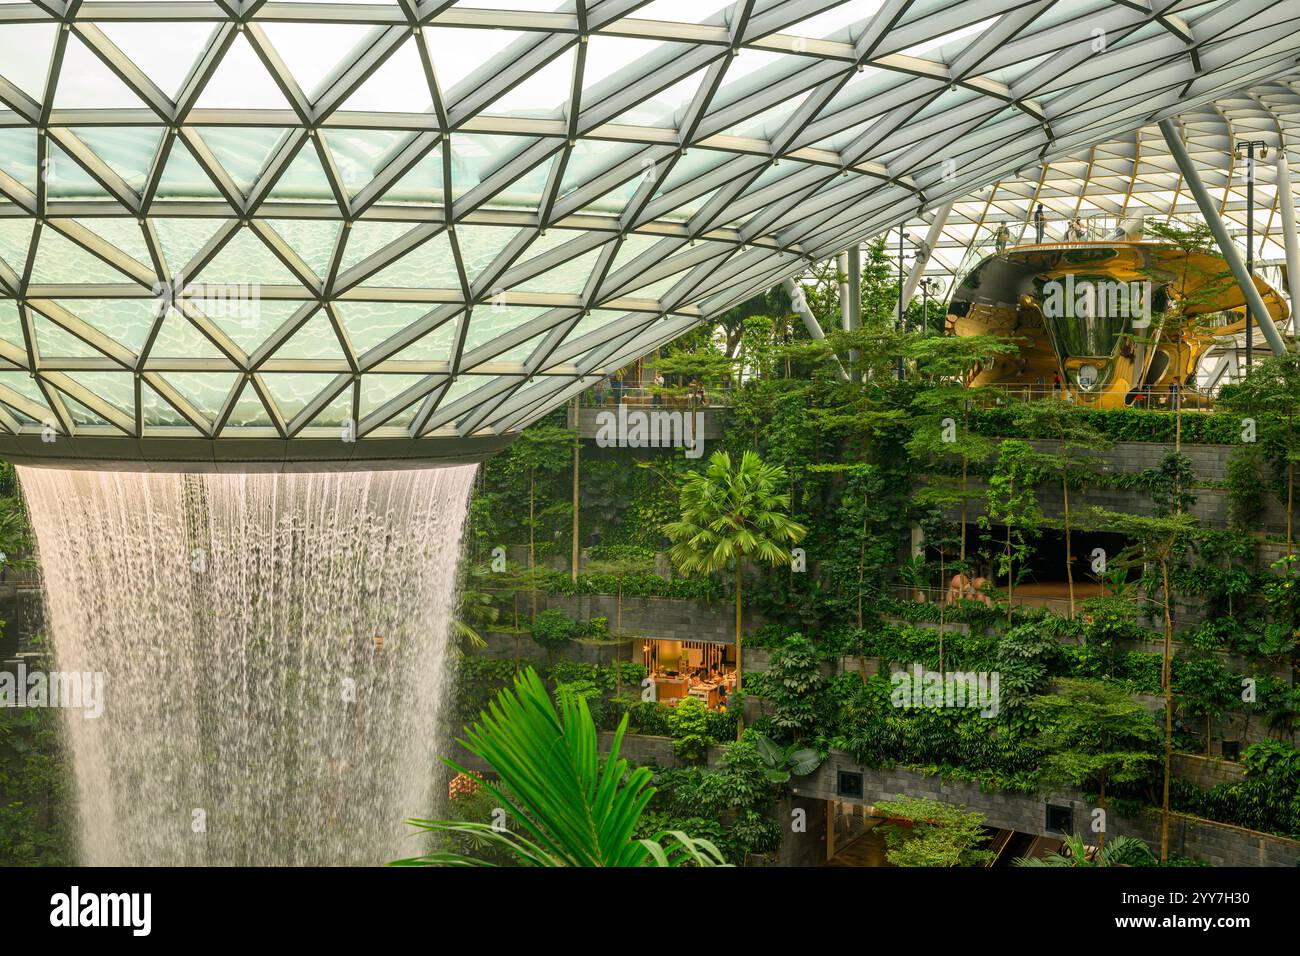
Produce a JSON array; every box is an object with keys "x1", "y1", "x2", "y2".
[
  {"x1": 1015, "y1": 833, "x2": 1156, "y2": 867},
  {"x1": 392, "y1": 668, "x2": 728, "y2": 867},
  {"x1": 662, "y1": 450, "x2": 806, "y2": 736}
]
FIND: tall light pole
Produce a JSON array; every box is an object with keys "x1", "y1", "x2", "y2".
[{"x1": 1235, "y1": 139, "x2": 1270, "y2": 370}]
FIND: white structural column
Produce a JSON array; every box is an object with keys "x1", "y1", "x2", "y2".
[
  {"x1": 892, "y1": 203, "x2": 954, "y2": 324},
  {"x1": 842, "y1": 247, "x2": 862, "y2": 381},
  {"x1": 1159, "y1": 119, "x2": 1287, "y2": 356},
  {"x1": 1278, "y1": 150, "x2": 1300, "y2": 333},
  {"x1": 784, "y1": 277, "x2": 849, "y2": 381}
]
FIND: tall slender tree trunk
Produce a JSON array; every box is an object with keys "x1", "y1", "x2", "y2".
[
  {"x1": 572, "y1": 406, "x2": 580, "y2": 583},
  {"x1": 1160, "y1": 556, "x2": 1173, "y2": 864},
  {"x1": 1279, "y1": 457, "x2": 1289, "y2": 561},
  {"x1": 938, "y1": 549, "x2": 947, "y2": 676},
  {"x1": 857, "y1": 501, "x2": 867, "y2": 628},
  {"x1": 735, "y1": 560, "x2": 745, "y2": 740},
  {"x1": 960, "y1": 401, "x2": 970, "y2": 570},
  {"x1": 1005, "y1": 475, "x2": 1014, "y2": 625},
  {"x1": 1063, "y1": 472, "x2": 1076, "y2": 618},
  {"x1": 615, "y1": 583, "x2": 624, "y2": 698},
  {"x1": 529, "y1": 469, "x2": 537, "y2": 621}
]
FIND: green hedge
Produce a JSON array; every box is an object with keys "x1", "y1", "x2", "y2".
[{"x1": 970, "y1": 407, "x2": 1244, "y2": 445}]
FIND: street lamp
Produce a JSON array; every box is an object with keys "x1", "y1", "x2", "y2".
[
  {"x1": 1234, "y1": 139, "x2": 1270, "y2": 369},
  {"x1": 920, "y1": 277, "x2": 942, "y2": 333}
]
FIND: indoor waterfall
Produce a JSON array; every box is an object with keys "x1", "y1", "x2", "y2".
[{"x1": 18, "y1": 464, "x2": 477, "y2": 866}]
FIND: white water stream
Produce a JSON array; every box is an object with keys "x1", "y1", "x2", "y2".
[{"x1": 18, "y1": 465, "x2": 476, "y2": 866}]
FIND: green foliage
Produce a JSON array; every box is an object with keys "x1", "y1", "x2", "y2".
[
  {"x1": 1029, "y1": 678, "x2": 1161, "y2": 801},
  {"x1": 665, "y1": 696, "x2": 714, "y2": 763},
  {"x1": 764, "y1": 634, "x2": 824, "y2": 739},
  {"x1": 530, "y1": 608, "x2": 581, "y2": 652},
  {"x1": 874, "y1": 795, "x2": 993, "y2": 867},
  {"x1": 1015, "y1": 833, "x2": 1157, "y2": 867},
  {"x1": 0, "y1": 704, "x2": 73, "y2": 866},
  {"x1": 395, "y1": 668, "x2": 729, "y2": 866},
  {"x1": 663, "y1": 449, "x2": 806, "y2": 578}
]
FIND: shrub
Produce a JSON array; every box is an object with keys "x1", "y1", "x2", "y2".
[
  {"x1": 666, "y1": 697, "x2": 714, "y2": 763},
  {"x1": 530, "y1": 609, "x2": 580, "y2": 652}
]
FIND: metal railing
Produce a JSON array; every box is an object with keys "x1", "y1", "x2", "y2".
[
  {"x1": 580, "y1": 384, "x2": 732, "y2": 408},
  {"x1": 974, "y1": 382, "x2": 1214, "y2": 409}
]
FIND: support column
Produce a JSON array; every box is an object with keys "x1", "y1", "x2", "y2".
[
  {"x1": 893, "y1": 203, "x2": 953, "y2": 325},
  {"x1": 1278, "y1": 150, "x2": 1300, "y2": 334},
  {"x1": 1158, "y1": 119, "x2": 1286, "y2": 356},
  {"x1": 784, "y1": 277, "x2": 849, "y2": 381}
]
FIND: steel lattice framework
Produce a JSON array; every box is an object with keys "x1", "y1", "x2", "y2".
[{"x1": 0, "y1": 0, "x2": 1298, "y2": 467}]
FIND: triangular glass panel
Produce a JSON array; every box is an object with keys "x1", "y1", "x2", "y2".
[
  {"x1": 141, "y1": 381, "x2": 197, "y2": 427},
  {"x1": 259, "y1": 22, "x2": 374, "y2": 101},
  {"x1": 154, "y1": 138, "x2": 225, "y2": 201},
  {"x1": 266, "y1": 219, "x2": 341, "y2": 279},
  {"x1": 0, "y1": 22, "x2": 58, "y2": 101},
  {"x1": 29, "y1": 229, "x2": 129, "y2": 285},
  {"x1": 483, "y1": 330, "x2": 548, "y2": 366},
  {"x1": 304, "y1": 384, "x2": 354, "y2": 429},
  {"x1": 0, "y1": 219, "x2": 35, "y2": 276},
  {"x1": 363, "y1": 231, "x2": 459, "y2": 288},
  {"x1": 194, "y1": 227, "x2": 304, "y2": 286},
  {"x1": 515, "y1": 245, "x2": 605, "y2": 295},
  {"x1": 52, "y1": 35, "x2": 150, "y2": 110},
  {"x1": 194, "y1": 33, "x2": 292, "y2": 111},
  {"x1": 147, "y1": 307, "x2": 228, "y2": 361},
  {"x1": 0, "y1": 371, "x2": 50, "y2": 409},
  {"x1": 454, "y1": 225, "x2": 520, "y2": 285},
  {"x1": 0, "y1": 129, "x2": 39, "y2": 194},
  {"x1": 422, "y1": 28, "x2": 527, "y2": 94},
  {"x1": 448, "y1": 133, "x2": 541, "y2": 203},
  {"x1": 260, "y1": 372, "x2": 339, "y2": 421},
  {"x1": 489, "y1": 152, "x2": 555, "y2": 213},
  {"x1": 61, "y1": 394, "x2": 110, "y2": 427},
  {"x1": 222, "y1": 379, "x2": 275, "y2": 429},
  {"x1": 396, "y1": 318, "x2": 457, "y2": 362},
  {"x1": 99, "y1": 21, "x2": 218, "y2": 100},
  {"x1": 360, "y1": 373, "x2": 428, "y2": 419},
  {"x1": 71, "y1": 127, "x2": 166, "y2": 194},
  {"x1": 43, "y1": 142, "x2": 115, "y2": 201},
  {"x1": 605, "y1": 66, "x2": 709, "y2": 129},
  {"x1": 72, "y1": 218, "x2": 153, "y2": 270},
  {"x1": 187, "y1": 296, "x2": 308, "y2": 357},
  {"x1": 274, "y1": 310, "x2": 348, "y2": 362},
  {"x1": 266, "y1": 143, "x2": 335, "y2": 203},
  {"x1": 55, "y1": 298, "x2": 158, "y2": 354},
  {"x1": 339, "y1": 39, "x2": 433, "y2": 113},
  {"x1": 62, "y1": 371, "x2": 134, "y2": 417},
  {"x1": 461, "y1": 305, "x2": 549, "y2": 353},
  {"x1": 194, "y1": 127, "x2": 292, "y2": 194},
  {"x1": 151, "y1": 218, "x2": 226, "y2": 278},
  {"x1": 32, "y1": 314, "x2": 101, "y2": 359},
  {"x1": 320, "y1": 128, "x2": 414, "y2": 198},
  {"x1": 332, "y1": 301, "x2": 438, "y2": 358},
  {"x1": 337, "y1": 220, "x2": 415, "y2": 275},
  {"x1": 378, "y1": 148, "x2": 443, "y2": 205},
  {"x1": 0, "y1": 300, "x2": 24, "y2": 348},
  {"x1": 481, "y1": 47, "x2": 572, "y2": 118},
  {"x1": 157, "y1": 371, "x2": 240, "y2": 418}
]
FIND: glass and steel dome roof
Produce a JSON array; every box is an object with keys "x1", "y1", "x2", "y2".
[{"x1": 0, "y1": 0, "x2": 1297, "y2": 468}]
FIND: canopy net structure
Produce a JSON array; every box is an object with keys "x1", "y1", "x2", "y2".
[{"x1": 0, "y1": 0, "x2": 1297, "y2": 467}]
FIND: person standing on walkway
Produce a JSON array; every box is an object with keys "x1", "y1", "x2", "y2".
[
  {"x1": 994, "y1": 223, "x2": 1010, "y2": 253},
  {"x1": 1033, "y1": 203, "x2": 1046, "y2": 244}
]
